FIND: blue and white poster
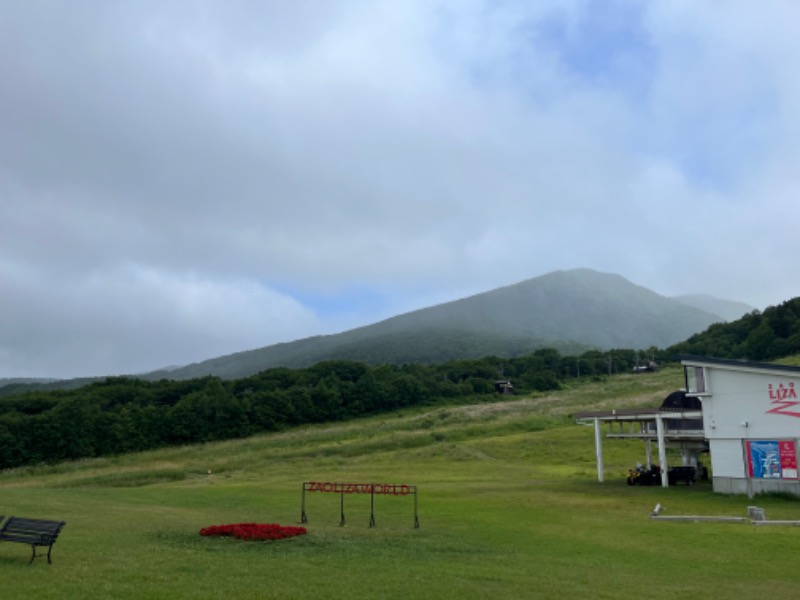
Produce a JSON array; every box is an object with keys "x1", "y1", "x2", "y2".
[{"x1": 747, "y1": 440, "x2": 797, "y2": 479}]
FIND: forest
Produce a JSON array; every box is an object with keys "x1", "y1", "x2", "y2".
[
  {"x1": 0, "y1": 348, "x2": 650, "y2": 470},
  {"x1": 670, "y1": 298, "x2": 800, "y2": 361}
]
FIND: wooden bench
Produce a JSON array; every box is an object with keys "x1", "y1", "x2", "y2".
[{"x1": 0, "y1": 516, "x2": 66, "y2": 563}]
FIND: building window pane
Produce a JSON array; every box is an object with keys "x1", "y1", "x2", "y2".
[{"x1": 686, "y1": 366, "x2": 707, "y2": 394}]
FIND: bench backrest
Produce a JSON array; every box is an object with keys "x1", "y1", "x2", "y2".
[{"x1": 0, "y1": 517, "x2": 66, "y2": 545}]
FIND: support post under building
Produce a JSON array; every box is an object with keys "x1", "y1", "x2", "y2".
[
  {"x1": 656, "y1": 415, "x2": 668, "y2": 487},
  {"x1": 593, "y1": 418, "x2": 604, "y2": 483},
  {"x1": 576, "y1": 405, "x2": 706, "y2": 489}
]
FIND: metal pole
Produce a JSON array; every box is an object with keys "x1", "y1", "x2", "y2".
[
  {"x1": 300, "y1": 482, "x2": 308, "y2": 523},
  {"x1": 369, "y1": 486, "x2": 376, "y2": 528},
  {"x1": 413, "y1": 487, "x2": 420, "y2": 528},
  {"x1": 594, "y1": 418, "x2": 604, "y2": 483},
  {"x1": 656, "y1": 416, "x2": 669, "y2": 487}
]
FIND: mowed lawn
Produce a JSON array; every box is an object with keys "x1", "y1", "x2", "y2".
[{"x1": 2, "y1": 368, "x2": 800, "y2": 599}]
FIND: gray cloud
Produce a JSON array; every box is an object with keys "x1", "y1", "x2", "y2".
[{"x1": 2, "y1": 1, "x2": 799, "y2": 377}]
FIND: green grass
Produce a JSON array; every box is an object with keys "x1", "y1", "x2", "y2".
[{"x1": 2, "y1": 366, "x2": 800, "y2": 599}]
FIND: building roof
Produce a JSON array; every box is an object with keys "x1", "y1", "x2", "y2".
[{"x1": 678, "y1": 355, "x2": 800, "y2": 375}]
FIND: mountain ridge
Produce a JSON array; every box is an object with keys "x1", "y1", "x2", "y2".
[
  {"x1": 0, "y1": 269, "x2": 756, "y2": 387},
  {"x1": 671, "y1": 294, "x2": 755, "y2": 322},
  {"x1": 146, "y1": 269, "x2": 751, "y2": 380}
]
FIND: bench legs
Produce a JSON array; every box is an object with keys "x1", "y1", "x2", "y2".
[{"x1": 28, "y1": 544, "x2": 55, "y2": 564}]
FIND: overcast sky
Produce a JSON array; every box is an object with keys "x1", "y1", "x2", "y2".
[{"x1": 2, "y1": 1, "x2": 799, "y2": 379}]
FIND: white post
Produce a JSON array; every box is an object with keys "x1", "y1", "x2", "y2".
[
  {"x1": 645, "y1": 438, "x2": 653, "y2": 468},
  {"x1": 594, "y1": 418, "x2": 604, "y2": 483},
  {"x1": 656, "y1": 415, "x2": 668, "y2": 487}
]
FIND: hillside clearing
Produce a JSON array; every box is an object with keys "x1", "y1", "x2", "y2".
[{"x1": 1, "y1": 366, "x2": 799, "y2": 599}]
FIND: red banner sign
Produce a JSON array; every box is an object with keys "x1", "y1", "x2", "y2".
[
  {"x1": 301, "y1": 481, "x2": 419, "y2": 528},
  {"x1": 306, "y1": 481, "x2": 412, "y2": 496}
]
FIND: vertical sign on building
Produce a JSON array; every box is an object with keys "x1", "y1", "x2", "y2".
[{"x1": 779, "y1": 440, "x2": 798, "y2": 479}]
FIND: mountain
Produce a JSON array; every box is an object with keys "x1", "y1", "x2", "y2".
[
  {"x1": 150, "y1": 269, "x2": 729, "y2": 380},
  {"x1": 672, "y1": 294, "x2": 755, "y2": 322}
]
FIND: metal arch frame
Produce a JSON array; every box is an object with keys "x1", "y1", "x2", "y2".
[{"x1": 301, "y1": 481, "x2": 420, "y2": 529}]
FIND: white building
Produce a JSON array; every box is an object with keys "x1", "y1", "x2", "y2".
[
  {"x1": 685, "y1": 356, "x2": 800, "y2": 496},
  {"x1": 577, "y1": 356, "x2": 800, "y2": 497}
]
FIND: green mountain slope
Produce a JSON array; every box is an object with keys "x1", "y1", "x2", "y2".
[{"x1": 154, "y1": 269, "x2": 726, "y2": 380}]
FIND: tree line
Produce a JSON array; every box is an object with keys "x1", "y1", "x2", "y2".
[
  {"x1": 670, "y1": 298, "x2": 800, "y2": 361},
  {"x1": 0, "y1": 348, "x2": 655, "y2": 470}
]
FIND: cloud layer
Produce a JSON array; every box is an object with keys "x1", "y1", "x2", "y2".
[{"x1": 2, "y1": 1, "x2": 799, "y2": 377}]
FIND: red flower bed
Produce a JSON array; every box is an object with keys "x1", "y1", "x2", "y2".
[{"x1": 199, "y1": 523, "x2": 307, "y2": 542}]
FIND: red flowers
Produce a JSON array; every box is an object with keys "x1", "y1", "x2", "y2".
[{"x1": 199, "y1": 523, "x2": 307, "y2": 541}]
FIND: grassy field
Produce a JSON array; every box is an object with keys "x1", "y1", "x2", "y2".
[{"x1": 2, "y1": 366, "x2": 800, "y2": 599}]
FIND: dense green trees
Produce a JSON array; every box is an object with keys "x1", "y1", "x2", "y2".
[
  {"x1": 669, "y1": 298, "x2": 800, "y2": 361},
  {"x1": 0, "y1": 348, "x2": 652, "y2": 470}
]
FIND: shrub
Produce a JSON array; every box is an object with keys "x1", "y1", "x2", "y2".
[{"x1": 199, "y1": 523, "x2": 307, "y2": 541}]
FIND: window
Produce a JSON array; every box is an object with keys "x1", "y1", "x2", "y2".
[{"x1": 685, "y1": 366, "x2": 708, "y2": 394}]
